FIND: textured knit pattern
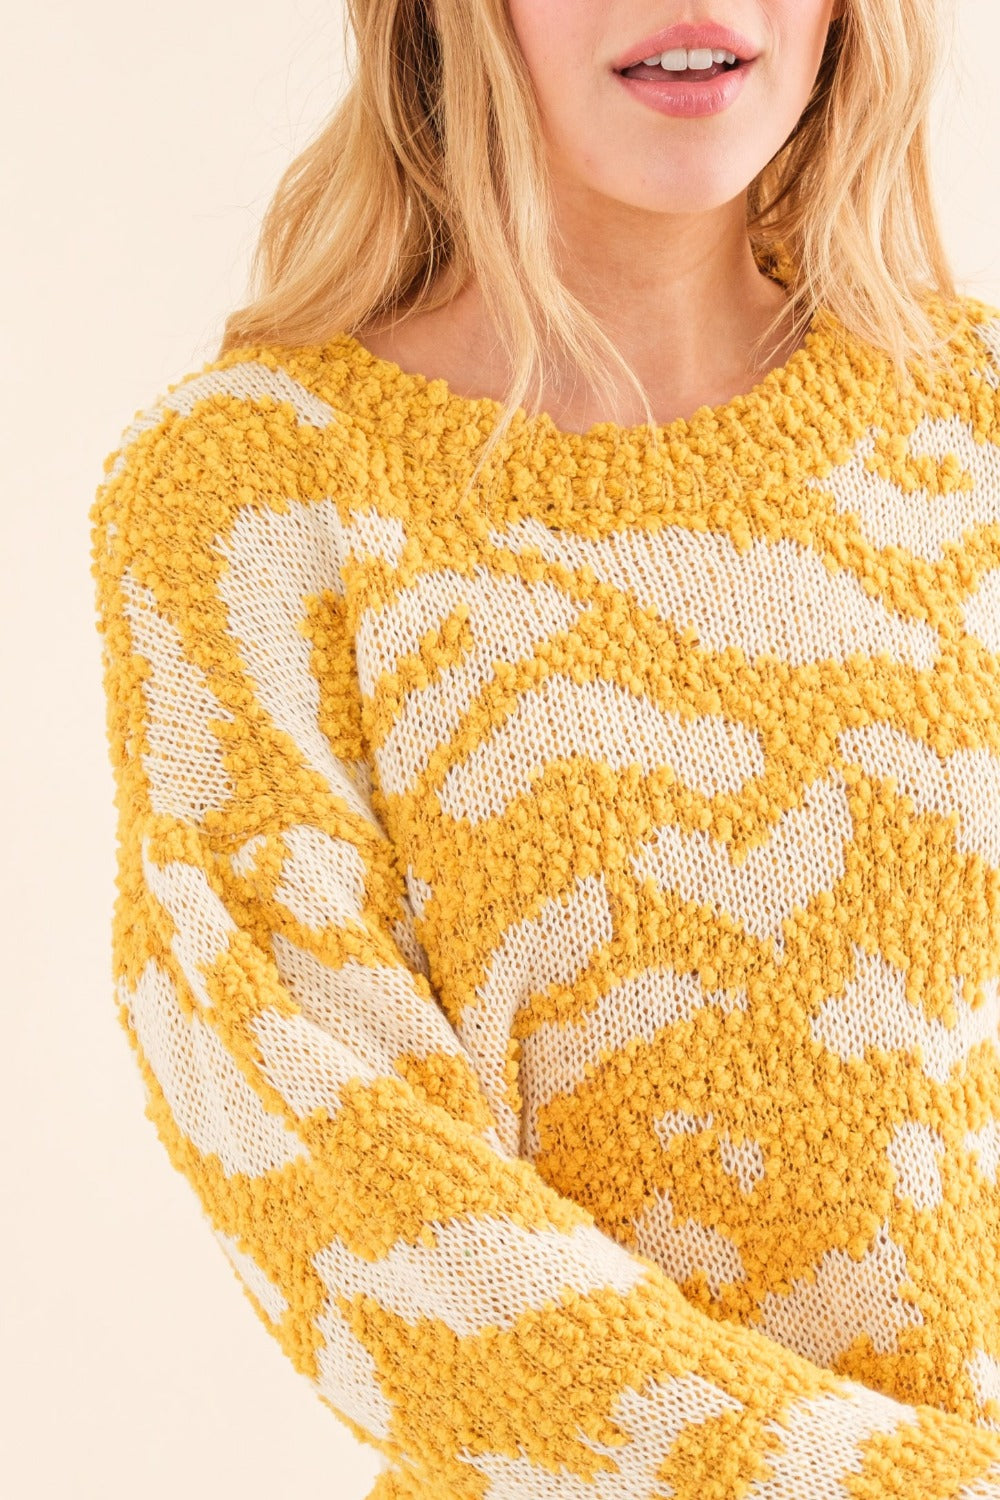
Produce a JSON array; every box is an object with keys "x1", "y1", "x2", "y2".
[{"x1": 90, "y1": 288, "x2": 1000, "y2": 1499}]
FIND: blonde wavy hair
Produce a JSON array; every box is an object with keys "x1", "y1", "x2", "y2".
[{"x1": 217, "y1": 0, "x2": 961, "y2": 487}]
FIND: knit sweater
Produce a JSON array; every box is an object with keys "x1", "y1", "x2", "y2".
[{"x1": 90, "y1": 288, "x2": 1000, "y2": 1500}]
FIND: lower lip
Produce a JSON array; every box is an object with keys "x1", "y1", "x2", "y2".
[{"x1": 615, "y1": 60, "x2": 753, "y2": 117}]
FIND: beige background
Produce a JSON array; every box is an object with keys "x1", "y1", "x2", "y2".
[{"x1": 3, "y1": 2, "x2": 998, "y2": 1495}]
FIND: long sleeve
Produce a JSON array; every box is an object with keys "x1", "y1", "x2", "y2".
[{"x1": 89, "y1": 364, "x2": 1000, "y2": 1500}]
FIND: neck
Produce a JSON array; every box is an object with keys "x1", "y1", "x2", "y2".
[{"x1": 427, "y1": 199, "x2": 802, "y2": 431}]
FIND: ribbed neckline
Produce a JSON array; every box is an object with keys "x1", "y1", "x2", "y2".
[
  {"x1": 322, "y1": 300, "x2": 890, "y2": 471},
  {"x1": 313, "y1": 282, "x2": 893, "y2": 516}
]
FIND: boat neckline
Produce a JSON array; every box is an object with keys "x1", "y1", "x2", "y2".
[{"x1": 322, "y1": 300, "x2": 889, "y2": 456}]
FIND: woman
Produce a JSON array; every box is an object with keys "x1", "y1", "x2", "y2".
[{"x1": 90, "y1": 2, "x2": 1000, "y2": 1495}]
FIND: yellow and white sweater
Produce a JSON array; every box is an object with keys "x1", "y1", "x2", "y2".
[{"x1": 91, "y1": 291, "x2": 1000, "y2": 1498}]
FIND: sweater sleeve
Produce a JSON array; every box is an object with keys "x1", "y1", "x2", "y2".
[{"x1": 89, "y1": 368, "x2": 1000, "y2": 1500}]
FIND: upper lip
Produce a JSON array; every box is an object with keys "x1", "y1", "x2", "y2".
[{"x1": 614, "y1": 22, "x2": 760, "y2": 72}]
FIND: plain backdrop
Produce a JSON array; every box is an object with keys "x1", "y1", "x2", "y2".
[{"x1": 2, "y1": 3, "x2": 999, "y2": 1496}]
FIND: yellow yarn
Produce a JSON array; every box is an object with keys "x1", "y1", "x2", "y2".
[{"x1": 90, "y1": 288, "x2": 1000, "y2": 1497}]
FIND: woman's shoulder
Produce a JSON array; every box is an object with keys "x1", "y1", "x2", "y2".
[
  {"x1": 91, "y1": 341, "x2": 382, "y2": 572},
  {"x1": 96, "y1": 338, "x2": 386, "y2": 499},
  {"x1": 952, "y1": 287, "x2": 1000, "y2": 325},
  {"x1": 879, "y1": 288, "x2": 1000, "y2": 414},
  {"x1": 926, "y1": 287, "x2": 1000, "y2": 373},
  {"x1": 952, "y1": 289, "x2": 1000, "y2": 374}
]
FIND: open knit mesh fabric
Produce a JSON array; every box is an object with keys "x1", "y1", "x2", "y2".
[{"x1": 90, "y1": 287, "x2": 1000, "y2": 1498}]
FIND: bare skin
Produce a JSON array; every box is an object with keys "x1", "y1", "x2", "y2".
[{"x1": 355, "y1": 269, "x2": 806, "y2": 435}]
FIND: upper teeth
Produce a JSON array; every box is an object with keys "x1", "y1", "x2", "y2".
[{"x1": 639, "y1": 47, "x2": 737, "y2": 68}]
